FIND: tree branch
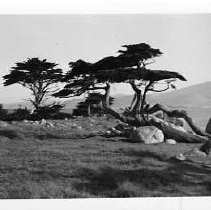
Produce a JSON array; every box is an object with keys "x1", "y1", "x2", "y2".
[{"x1": 145, "y1": 103, "x2": 211, "y2": 138}]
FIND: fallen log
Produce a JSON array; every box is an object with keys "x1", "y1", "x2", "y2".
[
  {"x1": 103, "y1": 104, "x2": 210, "y2": 144},
  {"x1": 150, "y1": 120, "x2": 208, "y2": 143}
]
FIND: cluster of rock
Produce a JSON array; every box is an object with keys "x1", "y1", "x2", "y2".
[{"x1": 105, "y1": 119, "x2": 183, "y2": 145}]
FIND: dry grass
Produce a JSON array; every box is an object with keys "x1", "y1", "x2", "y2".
[{"x1": 0, "y1": 116, "x2": 211, "y2": 198}]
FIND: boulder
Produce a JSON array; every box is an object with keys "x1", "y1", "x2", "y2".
[
  {"x1": 40, "y1": 119, "x2": 47, "y2": 125},
  {"x1": 165, "y1": 139, "x2": 177, "y2": 144},
  {"x1": 129, "y1": 126, "x2": 164, "y2": 144},
  {"x1": 205, "y1": 118, "x2": 211, "y2": 134},
  {"x1": 0, "y1": 121, "x2": 7, "y2": 127}
]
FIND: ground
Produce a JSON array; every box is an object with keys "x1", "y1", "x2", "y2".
[{"x1": 0, "y1": 116, "x2": 210, "y2": 198}]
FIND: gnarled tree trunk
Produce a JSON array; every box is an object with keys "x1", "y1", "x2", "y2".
[
  {"x1": 103, "y1": 83, "x2": 111, "y2": 109},
  {"x1": 103, "y1": 102, "x2": 211, "y2": 145}
]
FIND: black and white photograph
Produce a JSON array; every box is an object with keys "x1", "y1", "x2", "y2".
[{"x1": 0, "y1": 0, "x2": 211, "y2": 208}]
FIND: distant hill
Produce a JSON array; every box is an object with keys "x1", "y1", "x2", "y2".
[{"x1": 3, "y1": 81, "x2": 211, "y2": 128}]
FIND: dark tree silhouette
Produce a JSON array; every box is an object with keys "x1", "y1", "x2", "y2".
[
  {"x1": 54, "y1": 43, "x2": 163, "y2": 109},
  {"x1": 73, "y1": 92, "x2": 114, "y2": 116},
  {"x1": 0, "y1": 104, "x2": 8, "y2": 120},
  {"x1": 54, "y1": 43, "x2": 186, "y2": 116},
  {"x1": 3, "y1": 58, "x2": 63, "y2": 111}
]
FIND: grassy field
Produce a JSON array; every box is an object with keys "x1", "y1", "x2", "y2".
[{"x1": 0, "y1": 116, "x2": 210, "y2": 198}]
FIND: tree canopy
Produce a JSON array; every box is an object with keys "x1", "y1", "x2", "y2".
[
  {"x1": 3, "y1": 57, "x2": 63, "y2": 111},
  {"x1": 54, "y1": 43, "x2": 186, "y2": 110}
]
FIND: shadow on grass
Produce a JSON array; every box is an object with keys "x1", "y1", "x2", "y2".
[
  {"x1": 73, "y1": 150, "x2": 211, "y2": 197},
  {"x1": 0, "y1": 129, "x2": 18, "y2": 139},
  {"x1": 35, "y1": 133, "x2": 64, "y2": 140},
  {"x1": 123, "y1": 149, "x2": 169, "y2": 162}
]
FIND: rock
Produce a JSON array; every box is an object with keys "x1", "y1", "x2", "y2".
[
  {"x1": 129, "y1": 126, "x2": 164, "y2": 144},
  {"x1": 34, "y1": 121, "x2": 40, "y2": 125},
  {"x1": 40, "y1": 119, "x2": 47, "y2": 125},
  {"x1": 70, "y1": 123, "x2": 77, "y2": 127},
  {"x1": 106, "y1": 130, "x2": 111, "y2": 135},
  {"x1": 23, "y1": 119, "x2": 29, "y2": 123},
  {"x1": 175, "y1": 154, "x2": 187, "y2": 161},
  {"x1": 114, "y1": 130, "x2": 122, "y2": 135},
  {"x1": 205, "y1": 118, "x2": 211, "y2": 134},
  {"x1": 46, "y1": 122, "x2": 54, "y2": 127},
  {"x1": 92, "y1": 130, "x2": 99, "y2": 134},
  {"x1": 165, "y1": 139, "x2": 177, "y2": 144},
  {"x1": 175, "y1": 148, "x2": 207, "y2": 161},
  {"x1": 115, "y1": 123, "x2": 130, "y2": 131},
  {"x1": 0, "y1": 121, "x2": 8, "y2": 127},
  {"x1": 184, "y1": 148, "x2": 207, "y2": 157}
]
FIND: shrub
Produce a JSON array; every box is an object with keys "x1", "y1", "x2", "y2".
[{"x1": 0, "y1": 104, "x2": 8, "y2": 120}]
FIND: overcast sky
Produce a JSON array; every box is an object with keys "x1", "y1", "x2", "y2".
[{"x1": 0, "y1": 14, "x2": 210, "y2": 103}]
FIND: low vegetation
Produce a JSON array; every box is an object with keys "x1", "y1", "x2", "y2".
[{"x1": 0, "y1": 117, "x2": 210, "y2": 198}]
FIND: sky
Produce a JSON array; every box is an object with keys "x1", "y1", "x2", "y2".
[{"x1": 0, "y1": 14, "x2": 211, "y2": 104}]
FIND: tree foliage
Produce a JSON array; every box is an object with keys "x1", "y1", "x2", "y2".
[
  {"x1": 54, "y1": 43, "x2": 186, "y2": 114},
  {"x1": 72, "y1": 92, "x2": 114, "y2": 116},
  {"x1": 3, "y1": 58, "x2": 63, "y2": 111}
]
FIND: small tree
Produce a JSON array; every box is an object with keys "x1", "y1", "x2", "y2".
[
  {"x1": 72, "y1": 92, "x2": 114, "y2": 116},
  {"x1": 3, "y1": 58, "x2": 63, "y2": 111},
  {"x1": 0, "y1": 104, "x2": 8, "y2": 120}
]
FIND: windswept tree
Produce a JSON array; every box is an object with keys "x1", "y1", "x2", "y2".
[
  {"x1": 54, "y1": 43, "x2": 186, "y2": 116},
  {"x1": 54, "y1": 43, "x2": 163, "y2": 109},
  {"x1": 54, "y1": 42, "x2": 211, "y2": 147},
  {"x1": 3, "y1": 58, "x2": 63, "y2": 111}
]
